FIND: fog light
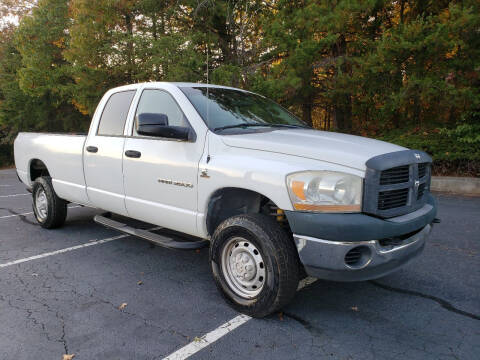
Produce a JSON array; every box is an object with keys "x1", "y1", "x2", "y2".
[{"x1": 344, "y1": 246, "x2": 372, "y2": 269}]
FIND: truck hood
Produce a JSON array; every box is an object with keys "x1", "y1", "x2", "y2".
[{"x1": 220, "y1": 129, "x2": 406, "y2": 171}]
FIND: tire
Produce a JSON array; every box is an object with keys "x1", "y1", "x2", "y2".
[
  {"x1": 210, "y1": 214, "x2": 300, "y2": 318},
  {"x1": 32, "y1": 176, "x2": 67, "y2": 229}
]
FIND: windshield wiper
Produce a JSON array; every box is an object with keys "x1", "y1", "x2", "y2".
[
  {"x1": 213, "y1": 123, "x2": 271, "y2": 131},
  {"x1": 213, "y1": 123, "x2": 307, "y2": 132},
  {"x1": 268, "y1": 124, "x2": 308, "y2": 129}
]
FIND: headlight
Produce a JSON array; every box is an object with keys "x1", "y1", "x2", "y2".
[{"x1": 287, "y1": 171, "x2": 363, "y2": 212}]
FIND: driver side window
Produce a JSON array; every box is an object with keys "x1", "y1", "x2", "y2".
[{"x1": 134, "y1": 89, "x2": 188, "y2": 136}]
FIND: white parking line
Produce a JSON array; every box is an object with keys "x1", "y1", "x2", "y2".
[
  {"x1": 0, "y1": 211, "x2": 34, "y2": 219},
  {"x1": 164, "y1": 315, "x2": 251, "y2": 360},
  {"x1": 0, "y1": 205, "x2": 82, "y2": 220},
  {"x1": 0, "y1": 185, "x2": 13, "y2": 187},
  {"x1": 163, "y1": 276, "x2": 318, "y2": 360},
  {"x1": 0, "y1": 234, "x2": 129, "y2": 268},
  {"x1": 0, "y1": 193, "x2": 30, "y2": 198},
  {"x1": 0, "y1": 226, "x2": 161, "y2": 268}
]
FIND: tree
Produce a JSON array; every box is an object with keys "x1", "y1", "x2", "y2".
[
  {"x1": 14, "y1": 0, "x2": 87, "y2": 131},
  {"x1": 1, "y1": 0, "x2": 479, "y2": 173},
  {"x1": 346, "y1": 0, "x2": 480, "y2": 133},
  {"x1": 0, "y1": 24, "x2": 44, "y2": 134},
  {"x1": 185, "y1": 0, "x2": 269, "y2": 88}
]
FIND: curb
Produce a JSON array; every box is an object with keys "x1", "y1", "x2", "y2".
[{"x1": 431, "y1": 176, "x2": 480, "y2": 196}]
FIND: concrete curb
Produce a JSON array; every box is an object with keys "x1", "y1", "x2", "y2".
[{"x1": 431, "y1": 176, "x2": 480, "y2": 196}]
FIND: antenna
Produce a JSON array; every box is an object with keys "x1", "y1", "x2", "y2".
[
  {"x1": 206, "y1": 38, "x2": 209, "y2": 85},
  {"x1": 206, "y1": 30, "x2": 210, "y2": 127}
]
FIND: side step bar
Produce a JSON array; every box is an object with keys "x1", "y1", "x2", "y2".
[{"x1": 94, "y1": 214, "x2": 209, "y2": 250}]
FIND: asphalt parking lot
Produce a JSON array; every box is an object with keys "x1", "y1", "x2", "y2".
[{"x1": 0, "y1": 168, "x2": 479, "y2": 360}]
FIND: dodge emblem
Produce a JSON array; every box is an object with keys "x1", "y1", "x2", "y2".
[
  {"x1": 415, "y1": 153, "x2": 421, "y2": 160},
  {"x1": 415, "y1": 180, "x2": 420, "y2": 189}
]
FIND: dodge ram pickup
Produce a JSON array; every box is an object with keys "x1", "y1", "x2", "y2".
[{"x1": 14, "y1": 82, "x2": 437, "y2": 317}]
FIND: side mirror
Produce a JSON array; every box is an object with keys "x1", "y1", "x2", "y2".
[{"x1": 136, "y1": 113, "x2": 193, "y2": 141}]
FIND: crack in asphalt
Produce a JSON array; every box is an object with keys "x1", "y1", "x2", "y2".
[
  {"x1": 57, "y1": 311, "x2": 69, "y2": 354},
  {"x1": 0, "y1": 272, "x2": 71, "y2": 352},
  {"x1": 0, "y1": 206, "x2": 37, "y2": 225},
  {"x1": 282, "y1": 312, "x2": 323, "y2": 337},
  {"x1": 369, "y1": 281, "x2": 480, "y2": 321},
  {"x1": 78, "y1": 279, "x2": 193, "y2": 342}
]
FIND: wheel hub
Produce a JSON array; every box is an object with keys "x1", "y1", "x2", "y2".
[
  {"x1": 35, "y1": 188, "x2": 48, "y2": 220},
  {"x1": 232, "y1": 251, "x2": 257, "y2": 280},
  {"x1": 221, "y1": 237, "x2": 266, "y2": 298}
]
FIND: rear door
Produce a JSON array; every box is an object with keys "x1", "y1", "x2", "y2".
[{"x1": 84, "y1": 89, "x2": 136, "y2": 215}]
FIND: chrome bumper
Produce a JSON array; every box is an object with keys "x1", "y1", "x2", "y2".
[{"x1": 294, "y1": 224, "x2": 432, "y2": 281}]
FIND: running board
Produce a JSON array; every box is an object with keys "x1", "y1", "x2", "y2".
[{"x1": 94, "y1": 214, "x2": 209, "y2": 250}]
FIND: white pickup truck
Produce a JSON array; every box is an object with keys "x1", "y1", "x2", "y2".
[{"x1": 14, "y1": 82, "x2": 437, "y2": 317}]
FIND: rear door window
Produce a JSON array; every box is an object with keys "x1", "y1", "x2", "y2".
[{"x1": 97, "y1": 90, "x2": 136, "y2": 136}]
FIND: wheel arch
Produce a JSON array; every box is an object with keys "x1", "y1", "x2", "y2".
[
  {"x1": 29, "y1": 158, "x2": 50, "y2": 183},
  {"x1": 205, "y1": 187, "x2": 290, "y2": 236}
]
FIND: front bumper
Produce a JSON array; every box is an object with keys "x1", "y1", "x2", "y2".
[
  {"x1": 285, "y1": 194, "x2": 437, "y2": 281},
  {"x1": 294, "y1": 224, "x2": 431, "y2": 281}
]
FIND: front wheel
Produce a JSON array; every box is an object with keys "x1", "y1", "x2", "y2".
[
  {"x1": 32, "y1": 176, "x2": 67, "y2": 229},
  {"x1": 210, "y1": 214, "x2": 300, "y2": 318}
]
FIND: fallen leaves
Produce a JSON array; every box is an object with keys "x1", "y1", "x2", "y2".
[
  {"x1": 118, "y1": 303, "x2": 127, "y2": 311},
  {"x1": 278, "y1": 312, "x2": 284, "y2": 321},
  {"x1": 350, "y1": 306, "x2": 359, "y2": 312},
  {"x1": 137, "y1": 280, "x2": 143, "y2": 285},
  {"x1": 62, "y1": 354, "x2": 75, "y2": 360}
]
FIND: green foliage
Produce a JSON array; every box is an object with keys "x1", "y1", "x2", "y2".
[
  {"x1": 380, "y1": 127, "x2": 480, "y2": 176},
  {"x1": 0, "y1": 143, "x2": 13, "y2": 168},
  {"x1": 381, "y1": 129, "x2": 480, "y2": 162},
  {"x1": 441, "y1": 124, "x2": 480, "y2": 145},
  {"x1": 0, "y1": 0, "x2": 479, "y2": 174},
  {"x1": 348, "y1": 1, "x2": 480, "y2": 132}
]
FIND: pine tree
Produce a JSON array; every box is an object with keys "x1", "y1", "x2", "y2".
[{"x1": 14, "y1": 0, "x2": 87, "y2": 131}]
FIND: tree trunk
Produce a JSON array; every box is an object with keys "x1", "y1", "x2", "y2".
[
  {"x1": 125, "y1": 13, "x2": 134, "y2": 83},
  {"x1": 334, "y1": 94, "x2": 352, "y2": 132},
  {"x1": 400, "y1": 0, "x2": 405, "y2": 24},
  {"x1": 332, "y1": 34, "x2": 352, "y2": 133},
  {"x1": 326, "y1": 106, "x2": 331, "y2": 130},
  {"x1": 151, "y1": 14, "x2": 160, "y2": 80},
  {"x1": 302, "y1": 102, "x2": 313, "y2": 127}
]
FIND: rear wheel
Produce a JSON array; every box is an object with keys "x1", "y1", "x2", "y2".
[
  {"x1": 210, "y1": 214, "x2": 300, "y2": 318},
  {"x1": 32, "y1": 176, "x2": 67, "y2": 229}
]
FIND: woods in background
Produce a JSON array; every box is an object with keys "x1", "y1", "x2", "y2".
[{"x1": 0, "y1": 0, "x2": 479, "y2": 175}]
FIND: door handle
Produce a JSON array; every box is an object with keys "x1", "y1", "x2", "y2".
[
  {"x1": 86, "y1": 146, "x2": 98, "y2": 153},
  {"x1": 125, "y1": 150, "x2": 141, "y2": 158}
]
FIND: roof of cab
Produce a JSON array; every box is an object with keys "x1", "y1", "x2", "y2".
[
  {"x1": 110, "y1": 82, "x2": 247, "y2": 92},
  {"x1": 170, "y1": 82, "x2": 244, "y2": 91}
]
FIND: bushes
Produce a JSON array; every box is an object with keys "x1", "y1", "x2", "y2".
[
  {"x1": 380, "y1": 127, "x2": 480, "y2": 177},
  {"x1": 0, "y1": 143, "x2": 13, "y2": 169}
]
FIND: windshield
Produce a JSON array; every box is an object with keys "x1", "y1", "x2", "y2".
[{"x1": 180, "y1": 86, "x2": 308, "y2": 132}]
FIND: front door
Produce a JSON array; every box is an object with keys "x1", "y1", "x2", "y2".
[{"x1": 122, "y1": 89, "x2": 205, "y2": 236}]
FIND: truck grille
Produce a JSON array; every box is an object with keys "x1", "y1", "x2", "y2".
[
  {"x1": 418, "y1": 163, "x2": 428, "y2": 178},
  {"x1": 380, "y1": 165, "x2": 410, "y2": 185},
  {"x1": 363, "y1": 150, "x2": 432, "y2": 218},
  {"x1": 417, "y1": 183, "x2": 426, "y2": 199},
  {"x1": 378, "y1": 188, "x2": 409, "y2": 210}
]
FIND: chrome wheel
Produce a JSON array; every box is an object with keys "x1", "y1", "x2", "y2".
[
  {"x1": 35, "y1": 187, "x2": 48, "y2": 221},
  {"x1": 221, "y1": 237, "x2": 266, "y2": 298}
]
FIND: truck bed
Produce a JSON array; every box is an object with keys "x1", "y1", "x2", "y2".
[{"x1": 14, "y1": 132, "x2": 89, "y2": 205}]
